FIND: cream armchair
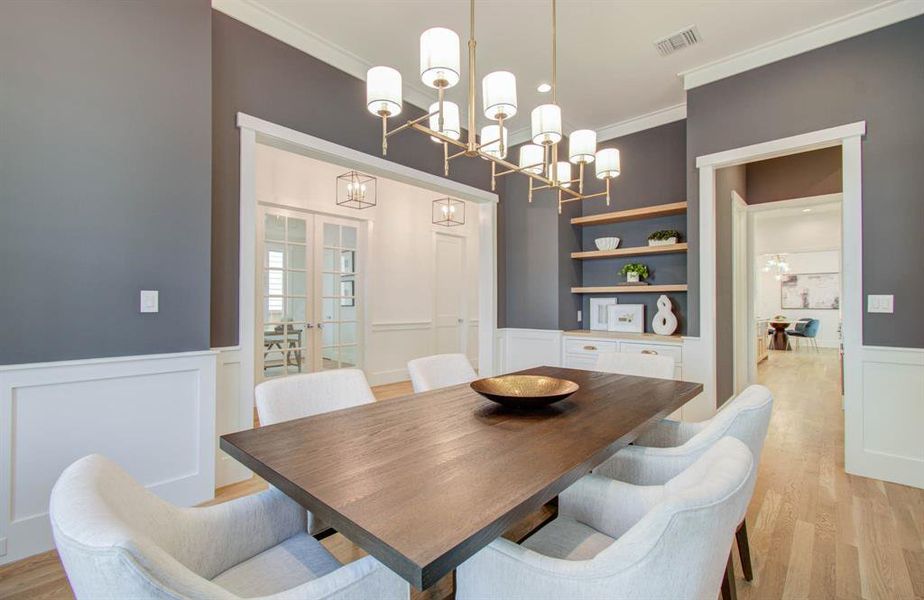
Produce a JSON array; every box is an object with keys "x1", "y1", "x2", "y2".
[
  {"x1": 51, "y1": 455, "x2": 408, "y2": 600},
  {"x1": 456, "y1": 437, "x2": 756, "y2": 600},
  {"x1": 594, "y1": 383, "x2": 773, "y2": 582}
]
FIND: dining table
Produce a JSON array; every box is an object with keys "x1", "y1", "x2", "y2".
[{"x1": 220, "y1": 366, "x2": 703, "y2": 590}]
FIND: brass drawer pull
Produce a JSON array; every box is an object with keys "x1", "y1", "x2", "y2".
[
  {"x1": 583, "y1": 345, "x2": 598, "y2": 351},
  {"x1": 641, "y1": 350, "x2": 659, "y2": 355}
]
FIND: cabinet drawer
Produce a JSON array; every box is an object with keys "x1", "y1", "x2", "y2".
[
  {"x1": 564, "y1": 338, "x2": 618, "y2": 356},
  {"x1": 618, "y1": 341, "x2": 683, "y2": 365},
  {"x1": 563, "y1": 353, "x2": 600, "y2": 371}
]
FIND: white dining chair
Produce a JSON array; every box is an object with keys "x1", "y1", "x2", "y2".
[
  {"x1": 255, "y1": 368, "x2": 375, "y2": 535},
  {"x1": 594, "y1": 350, "x2": 675, "y2": 379},
  {"x1": 255, "y1": 368, "x2": 375, "y2": 426},
  {"x1": 594, "y1": 383, "x2": 773, "y2": 583},
  {"x1": 407, "y1": 353, "x2": 477, "y2": 393},
  {"x1": 50, "y1": 455, "x2": 409, "y2": 600},
  {"x1": 456, "y1": 437, "x2": 756, "y2": 600}
]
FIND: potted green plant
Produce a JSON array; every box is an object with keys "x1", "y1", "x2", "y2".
[
  {"x1": 619, "y1": 263, "x2": 649, "y2": 284},
  {"x1": 648, "y1": 229, "x2": 681, "y2": 247}
]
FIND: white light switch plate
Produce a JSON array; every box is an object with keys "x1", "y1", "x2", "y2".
[
  {"x1": 867, "y1": 294, "x2": 894, "y2": 313},
  {"x1": 140, "y1": 290, "x2": 159, "y2": 313}
]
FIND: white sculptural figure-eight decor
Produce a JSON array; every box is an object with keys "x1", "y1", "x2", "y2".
[{"x1": 651, "y1": 294, "x2": 678, "y2": 336}]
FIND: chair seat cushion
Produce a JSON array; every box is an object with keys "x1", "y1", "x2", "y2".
[
  {"x1": 522, "y1": 517, "x2": 615, "y2": 561},
  {"x1": 212, "y1": 532, "x2": 341, "y2": 597}
]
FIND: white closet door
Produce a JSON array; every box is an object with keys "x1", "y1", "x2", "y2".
[{"x1": 433, "y1": 233, "x2": 466, "y2": 355}]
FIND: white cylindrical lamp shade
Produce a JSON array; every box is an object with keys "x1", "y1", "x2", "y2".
[
  {"x1": 480, "y1": 125, "x2": 508, "y2": 159},
  {"x1": 428, "y1": 101, "x2": 461, "y2": 142},
  {"x1": 554, "y1": 161, "x2": 572, "y2": 188},
  {"x1": 420, "y1": 28, "x2": 460, "y2": 88},
  {"x1": 531, "y1": 104, "x2": 562, "y2": 145},
  {"x1": 366, "y1": 66, "x2": 402, "y2": 117},
  {"x1": 569, "y1": 129, "x2": 597, "y2": 164},
  {"x1": 518, "y1": 144, "x2": 544, "y2": 174},
  {"x1": 595, "y1": 147, "x2": 621, "y2": 179},
  {"x1": 482, "y1": 71, "x2": 517, "y2": 120}
]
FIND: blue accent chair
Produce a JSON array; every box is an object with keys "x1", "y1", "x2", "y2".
[{"x1": 788, "y1": 318, "x2": 820, "y2": 352}]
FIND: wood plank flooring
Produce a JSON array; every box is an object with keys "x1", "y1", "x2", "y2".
[{"x1": 2, "y1": 355, "x2": 922, "y2": 599}]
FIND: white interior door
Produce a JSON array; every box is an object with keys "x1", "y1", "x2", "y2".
[
  {"x1": 257, "y1": 208, "x2": 314, "y2": 382},
  {"x1": 434, "y1": 233, "x2": 466, "y2": 355},
  {"x1": 316, "y1": 216, "x2": 363, "y2": 371}
]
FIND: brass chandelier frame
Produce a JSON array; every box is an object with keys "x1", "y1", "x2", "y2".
[{"x1": 374, "y1": 0, "x2": 613, "y2": 213}]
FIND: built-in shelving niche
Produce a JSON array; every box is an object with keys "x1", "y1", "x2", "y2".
[{"x1": 571, "y1": 201, "x2": 688, "y2": 333}]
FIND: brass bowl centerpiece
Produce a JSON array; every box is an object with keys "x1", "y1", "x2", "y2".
[{"x1": 470, "y1": 375, "x2": 579, "y2": 408}]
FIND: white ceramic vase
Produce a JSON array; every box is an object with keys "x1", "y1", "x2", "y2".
[{"x1": 626, "y1": 271, "x2": 640, "y2": 283}]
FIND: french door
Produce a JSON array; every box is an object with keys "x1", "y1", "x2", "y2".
[{"x1": 257, "y1": 206, "x2": 362, "y2": 382}]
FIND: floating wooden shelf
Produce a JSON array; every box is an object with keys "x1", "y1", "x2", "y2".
[
  {"x1": 571, "y1": 284, "x2": 688, "y2": 294},
  {"x1": 571, "y1": 243, "x2": 688, "y2": 260},
  {"x1": 570, "y1": 201, "x2": 687, "y2": 226}
]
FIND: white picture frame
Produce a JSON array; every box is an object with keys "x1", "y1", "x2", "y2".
[
  {"x1": 589, "y1": 297, "x2": 618, "y2": 330},
  {"x1": 606, "y1": 303, "x2": 645, "y2": 333}
]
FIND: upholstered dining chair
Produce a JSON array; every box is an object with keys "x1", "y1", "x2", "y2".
[
  {"x1": 594, "y1": 384, "x2": 773, "y2": 584},
  {"x1": 407, "y1": 353, "x2": 477, "y2": 393},
  {"x1": 255, "y1": 368, "x2": 375, "y2": 534},
  {"x1": 456, "y1": 437, "x2": 756, "y2": 600},
  {"x1": 50, "y1": 455, "x2": 409, "y2": 600},
  {"x1": 595, "y1": 350, "x2": 675, "y2": 379},
  {"x1": 788, "y1": 318, "x2": 820, "y2": 352}
]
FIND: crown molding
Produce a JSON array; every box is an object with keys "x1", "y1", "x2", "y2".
[
  {"x1": 211, "y1": 0, "x2": 433, "y2": 111},
  {"x1": 680, "y1": 0, "x2": 924, "y2": 90},
  {"x1": 595, "y1": 103, "x2": 687, "y2": 142}
]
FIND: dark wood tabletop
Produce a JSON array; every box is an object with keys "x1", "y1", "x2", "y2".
[{"x1": 220, "y1": 366, "x2": 703, "y2": 589}]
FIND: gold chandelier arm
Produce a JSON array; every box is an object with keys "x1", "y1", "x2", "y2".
[
  {"x1": 466, "y1": 0, "x2": 477, "y2": 151},
  {"x1": 385, "y1": 109, "x2": 441, "y2": 139},
  {"x1": 551, "y1": 0, "x2": 557, "y2": 105}
]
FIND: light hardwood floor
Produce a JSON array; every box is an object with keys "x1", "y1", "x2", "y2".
[{"x1": 1, "y1": 356, "x2": 921, "y2": 599}]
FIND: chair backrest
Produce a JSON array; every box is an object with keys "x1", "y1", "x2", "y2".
[
  {"x1": 407, "y1": 353, "x2": 477, "y2": 393},
  {"x1": 595, "y1": 437, "x2": 756, "y2": 598},
  {"x1": 687, "y1": 384, "x2": 773, "y2": 463},
  {"x1": 255, "y1": 368, "x2": 375, "y2": 426},
  {"x1": 595, "y1": 351, "x2": 675, "y2": 380},
  {"x1": 803, "y1": 318, "x2": 820, "y2": 337},
  {"x1": 50, "y1": 455, "x2": 236, "y2": 599},
  {"x1": 793, "y1": 318, "x2": 810, "y2": 334}
]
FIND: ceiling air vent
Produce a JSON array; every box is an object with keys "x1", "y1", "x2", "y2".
[{"x1": 654, "y1": 26, "x2": 701, "y2": 56}]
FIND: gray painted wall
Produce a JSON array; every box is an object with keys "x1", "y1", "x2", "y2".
[
  {"x1": 579, "y1": 120, "x2": 689, "y2": 334},
  {"x1": 714, "y1": 165, "x2": 747, "y2": 407},
  {"x1": 211, "y1": 12, "x2": 491, "y2": 347},
  {"x1": 0, "y1": 0, "x2": 212, "y2": 365},
  {"x1": 687, "y1": 15, "x2": 924, "y2": 351},
  {"x1": 746, "y1": 147, "x2": 842, "y2": 205}
]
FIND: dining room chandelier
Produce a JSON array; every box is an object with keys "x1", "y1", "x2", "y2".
[{"x1": 365, "y1": 0, "x2": 620, "y2": 214}]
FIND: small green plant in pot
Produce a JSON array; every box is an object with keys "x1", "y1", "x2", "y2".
[
  {"x1": 648, "y1": 229, "x2": 681, "y2": 247},
  {"x1": 619, "y1": 263, "x2": 649, "y2": 284}
]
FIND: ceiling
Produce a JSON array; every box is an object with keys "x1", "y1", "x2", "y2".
[{"x1": 239, "y1": 0, "x2": 886, "y2": 140}]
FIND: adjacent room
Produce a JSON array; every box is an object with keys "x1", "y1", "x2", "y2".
[{"x1": 2, "y1": 1, "x2": 922, "y2": 599}]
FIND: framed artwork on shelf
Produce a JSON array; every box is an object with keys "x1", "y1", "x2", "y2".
[
  {"x1": 589, "y1": 297, "x2": 618, "y2": 330},
  {"x1": 781, "y1": 272, "x2": 840, "y2": 309},
  {"x1": 606, "y1": 304, "x2": 645, "y2": 333}
]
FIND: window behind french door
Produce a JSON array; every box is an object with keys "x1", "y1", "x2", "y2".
[{"x1": 257, "y1": 206, "x2": 362, "y2": 382}]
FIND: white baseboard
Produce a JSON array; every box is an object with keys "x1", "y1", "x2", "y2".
[{"x1": 0, "y1": 350, "x2": 217, "y2": 565}]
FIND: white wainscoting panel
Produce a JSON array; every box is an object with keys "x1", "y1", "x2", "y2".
[
  {"x1": 215, "y1": 347, "x2": 251, "y2": 488},
  {"x1": 0, "y1": 351, "x2": 217, "y2": 564},
  {"x1": 846, "y1": 345, "x2": 924, "y2": 489},
  {"x1": 366, "y1": 320, "x2": 434, "y2": 386},
  {"x1": 497, "y1": 329, "x2": 563, "y2": 373},
  {"x1": 679, "y1": 336, "x2": 715, "y2": 422}
]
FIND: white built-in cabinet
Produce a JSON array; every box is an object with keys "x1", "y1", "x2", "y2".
[{"x1": 562, "y1": 331, "x2": 683, "y2": 380}]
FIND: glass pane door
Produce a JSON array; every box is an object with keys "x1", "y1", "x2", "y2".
[
  {"x1": 317, "y1": 219, "x2": 361, "y2": 370},
  {"x1": 259, "y1": 210, "x2": 312, "y2": 380}
]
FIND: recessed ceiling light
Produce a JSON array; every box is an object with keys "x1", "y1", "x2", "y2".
[
  {"x1": 537, "y1": 83, "x2": 552, "y2": 93},
  {"x1": 802, "y1": 208, "x2": 812, "y2": 213}
]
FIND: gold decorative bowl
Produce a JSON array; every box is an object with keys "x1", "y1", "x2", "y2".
[{"x1": 470, "y1": 375, "x2": 579, "y2": 408}]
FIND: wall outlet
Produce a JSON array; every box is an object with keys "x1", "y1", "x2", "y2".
[
  {"x1": 867, "y1": 294, "x2": 894, "y2": 314},
  {"x1": 140, "y1": 290, "x2": 159, "y2": 313}
]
